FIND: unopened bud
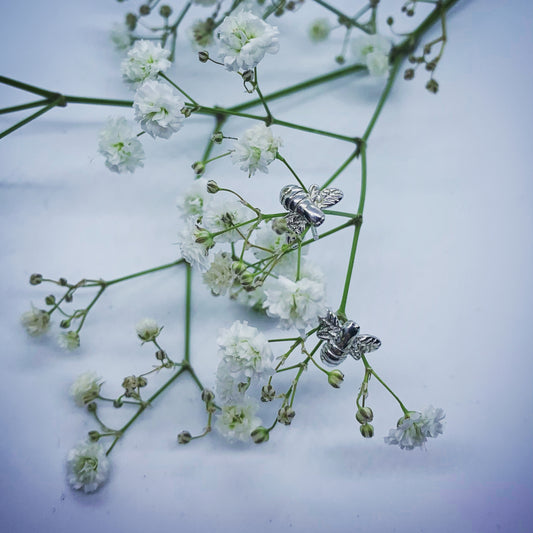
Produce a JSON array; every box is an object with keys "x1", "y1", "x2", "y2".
[
  {"x1": 137, "y1": 376, "x2": 147, "y2": 387},
  {"x1": 206, "y1": 180, "x2": 220, "y2": 193},
  {"x1": 261, "y1": 384, "x2": 276, "y2": 402},
  {"x1": 406, "y1": 8, "x2": 414, "y2": 17},
  {"x1": 87, "y1": 402, "x2": 97, "y2": 413},
  {"x1": 239, "y1": 271, "x2": 255, "y2": 288},
  {"x1": 251, "y1": 426, "x2": 270, "y2": 444},
  {"x1": 181, "y1": 106, "x2": 193, "y2": 118},
  {"x1": 211, "y1": 132, "x2": 224, "y2": 144},
  {"x1": 159, "y1": 5, "x2": 172, "y2": 18},
  {"x1": 65, "y1": 293, "x2": 73, "y2": 303},
  {"x1": 139, "y1": 4, "x2": 150, "y2": 16},
  {"x1": 231, "y1": 261, "x2": 246, "y2": 275},
  {"x1": 386, "y1": 16, "x2": 394, "y2": 25},
  {"x1": 60, "y1": 319, "x2": 70, "y2": 329},
  {"x1": 404, "y1": 68, "x2": 415, "y2": 80},
  {"x1": 201, "y1": 389, "x2": 215, "y2": 403},
  {"x1": 113, "y1": 399, "x2": 123, "y2": 408},
  {"x1": 125, "y1": 13, "x2": 137, "y2": 31},
  {"x1": 191, "y1": 161, "x2": 205, "y2": 176},
  {"x1": 177, "y1": 430, "x2": 192, "y2": 444},
  {"x1": 425, "y1": 61, "x2": 437, "y2": 72},
  {"x1": 426, "y1": 78, "x2": 439, "y2": 94},
  {"x1": 242, "y1": 70, "x2": 254, "y2": 83},
  {"x1": 45, "y1": 295, "x2": 56, "y2": 306},
  {"x1": 277, "y1": 406, "x2": 296, "y2": 425},
  {"x1": 59, "y1": 277, "x2": 68, "y2": 286},
  {"x1": 29, "y1": 273, "x2": 43, "y2": 285},
  {"x1": 237, "y1": 381, "x2": 250, "y2": 394},
  {"x1": 335, "y1": 55, "x2": 345, "y2": 65},
  {"x1": 194, "y1": 229, "x2": 213, "y2": 245},
  {"x1": 155, "y1": 349, "x2": 166, "y2": 360},
  {"x1": 88, "y1": 430, "x2": 101, "y2": 442},
  {"x1": 328, "y1": 369, "x2": 344, "y2": 388},
  {"x1": 356, "y1": 406, "x2": 374, "y2": 424},
  {"x1": 360, "y1": 423, "x2": 374, "y2": 438},
  {"x1": 198, "y1": 50, "x2": 209, "y2": 63}
]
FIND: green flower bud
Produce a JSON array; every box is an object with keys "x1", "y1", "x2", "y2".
[
  {"x1": 113, "y1": 399, "x2": 123, "y2": 408},
  {"x1": 155, "y1": 349, "x2": 166, "y2": 360},
  {"x1": 191, "y1": 161, "x2": 205, "y2": 176},
  {"x1": 335, "y1": 55, "x2": 345, "y2": 65},
  {"x1": 360, "y1": 423, "x2": 374, "y2": 438},
  {"x1": 194, "y1": 229, "x2": 214, "y2": 246},
  {"x1": 251, "y1": 426, "x2": 270, "y2": 444},
  {"x1": 328, "y1": 369, "x2": 344, "y2": 388},
  {"x1": 177, "y1": 430, "x2": 192, "y2": 444},
  {"x1": 125, "y1": 13, "x2": 137, "y2": 31},
  {"x1": 404, "y1": 68, "x2": 415, "y2": 80},
  {"x1": 356, "y1": 406, "x2": 374, "y2": 424},
  {"x1": 231, "y1": 261, "x2": 246, "y2": 275},
  {"x1": 198, "y1": 51, "x2": 209, "y2": 63},
  {"x1": 261, "y1": 384, "x2": 276, "y2": 402},
  {"x1": 139, "y1": 4, "x2": 151, "y2": 16},
  {"x1": 87, "y1": 402, "x2": 97, "y2": 413},
  {"x1": 88, "y1": 430, "x2": 101, "y2": 442},
  {"x1": 239, "y1": 271, "x2": 255, "y2": 288},
  {"x1": 159, "y1": 5, "x2": 172, "y2": 18},
  {"x1": 426, "y1": 79, "x2": 439, "y2": 94},
  {"x1": 242, "y1": 70, "x2": 254, "y2": 83},
  {"x1": 211, "y1": 132, "x2": 224, "y2": 144},
  {"x1": 277, "y1": 406, "x2": 296, "y2": 425},
  {"x1": 45, "y1": 295, "x2": 56, "y2": 306},
  {"x1": 58, "y1": 277, "x2": 68, "y2": 286},
  {"x1": 206, "y1": 180, "x2": 220, "y2": 193},
  {"x1": 29, "y1": 273, "x2": 43, "y2": 285},
  {"x1": 137, "y1": 376, "x2": 147, "y2": 387},
  {"x1": 201, "y1": 389, "x2": 215, "y2": 403}
]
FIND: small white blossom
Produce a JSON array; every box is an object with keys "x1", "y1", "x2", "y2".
[
  {"x1": 352, "y1": 34, "x2": 391, "y2": 77},
  {"x1": 217, "y1": 320, "x2": 275, "y2": 380},
  {"x1": 384, "y1": 407, "x2": 445, "y2": 450},
  {"x1": 263, "y1": 269, "x2": 326, "y2": 330},
  {"x1": 215, "y1": 399, "x2": 261, "y2": 443},
  {"x1": 176, "y1": 178, "x2": 210, "y2": 220},
  {"x1": 216, "y1": 11, "x2": 279, "y2": 72},
  {"x1": 252, "y1": 221, "x2": 302, "y2": 273},
  {"x1": 203, "y1": 252, "x2": 237, "y2": 296},
  {"x1": 20, "y1": 306, "x2": 50, "y2": 337},
  {"x1": 121, "y1": 40, "x2": 171, "y2": 85},
  {"x1": 203, "y1": 197, "x2": 251, "y2": 243},
  {"x1": 110, "y1": 23, "x2": 132, "y2": 52},
  {"x1": 308, "y1": 18, "x2": 331, "y2": 43},
  {"x1": 231, "y1": 123, "x2": 282, "y2": 177},
  {"x1": 70, "y1": 372, "x2": 102, "y2": 407},
  {"x1": 133, "y1": 80, "x2": 185, "y2": 139},
  {"x1": 215, "y1": 360, "x2": 242, "y2": 404},
  {"x1": 135, "y1": 318, "x2": 161, "y2": 342},
  {"x1": 67, "y1": 441, "x2": 110, "y2": 493},
  {"x1": 177, "y1": 216, "x2": 213, "y2": 272},
  {"x1": 188, "y1": 19, "x2": 215, "y2": 50},
  {"x1": 98, "y1": 117, "x2": 145, "y2": 174},
  {"x1": 58, "y1": 331, "x2": 80, "y2": 351}
]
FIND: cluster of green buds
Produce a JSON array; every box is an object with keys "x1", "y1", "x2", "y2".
[
  {"x1": 356, "y1": 406, "x2": 374, "y2": 438},
  {"x1": 122, "y1": 375, "x2": 147, "y2": 398},
  {"x1": 231, "y1": 261, "x2": 263, "y2": 292}
]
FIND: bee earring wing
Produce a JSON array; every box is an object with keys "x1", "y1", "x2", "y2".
[
  {"x1": 310, "y1": 185, "x2": 344, "y2": 210},
  {"x1": 349, "y1": 334, "x2": 382, "y2": 360},
  {"x1": 317, "y1": 309, "x2": 341, "y2": 341}
]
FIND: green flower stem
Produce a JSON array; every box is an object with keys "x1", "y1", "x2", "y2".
[
  {"x1": 337, "y1": 145, "x2": 366, "y2": 317},
  {"x1": 300, "y1": 217, "x2": 360, "y2": 248},
  {"x1": 268, "y1": 337, "x2": 302, "y2": 343},
  {"x1": 0, "y1": 75, "x2": 59, "y2": 98},
  {"x1": 253, "y1": 68, "x2": 273, "y2": 125},
  {"x1": 184, "y1": 263, "x2": 192, "y2": 363},
  {"x1": 75, "y1": 285, "x2": 105, "y2": 334},
  {"x1": 158, "y1": 72, "x2": 198, "y2": 106},
  {"x1": 322, "y1": 210, "x2": 358, "y2": 218},
  {"x1": 311, "y1": 0, "x2": 369, "y2": 32},
  {"x1": 200, "y1": 115, "x2": 227, "y2": 163},
  {"x1": 270, "y1": 117, "x2": 357, "y2": 143},
  {"x1": 308, "y1": 355, "x2": 329, "y2": 375},
  {"x1": 203, "y1": 150, "x2": 233, "y2": 165},
  {"x1": 321, "y1": 148, "x2": 359, "y2": 189},
  {"x1": 276, "y1": 153, "x2": 307, "y2": 191},
  {"x1": 229, "y1": 64, "x2": 366, "y2": 113},
  {"x1": 0, "y1": 97, "x2": 62, "y2": 140},
  {"x1": 361, "y1": 355, "x2": 409, "y2": 415},
  {"x1": 63, "y1": 95, "x2": 132, "y2": 107},
  {"x1": 0, "y1": 99, "x2": 50, "y2": 115}
]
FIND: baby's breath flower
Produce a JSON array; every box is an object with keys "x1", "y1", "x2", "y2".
[
  {"x1": 308, "y1": 18, "x2": 331, "y2": 43},
  {"x1": 203, "y1": 197, "x2": 251, "y2": 243},
  {"x1": 384, "y1": 407, "x2": 445, "y2": 450},
  {"x1": 176, "y1": 178, "x2": 210, "y2": 220},
  {"x1": 216, "y1": 11, "x2": 279, "y2": 72},
  {"x1": 263, "y1": 267, "x2": 326, "y2": 330},
  {"x1": 215, "y1": 360, "x2": 241, "y2": 404},
  {"x1": 135, "y1": 318, "x2": 161, "y2": 342},
  {"x1": 189, "y1": 19, "x2": 215, "y2": 50},
  {"x1": 133, "y1": 80, "x2": 185, "y2": 139},
  {"x1": 352, "y1": 34, "x2": 391, "y2": 77},
  {"x1": 231, "y1": 123, "x2": 282, "y2": 177},
  {"x1": 20, "y1": 306, "x2": 51, "y2": 337},
  {"x1": 217, "y1": 320, "x2": 275, "y2": 380},
  {"x1": 98, "y1": 117, "x2": 145, "y2": 174},
  {"x1": 203, "y1": 252, "x2": 236, "y2": 296},
  {"x1": 215, "y1": 399, "x2": 261, "y2": 443},
  {"x1": 110, "y1": 23, "x2": 132, "y2": 52},
  {"x1": 121, "y1": 40, "x2": 171, "y2": 85},
  {"x1": 58, "y1": 331, "x2": 80, "y2": 350},
  {"x1": 70, "y1": 372, "x2": 102, "y2": 407},
  {"x1": 177, "y1": 216, "x2": 214, "y2": 272},
  {"x1": 67, "y1": 441, "x2": 110, "y2": 493}
]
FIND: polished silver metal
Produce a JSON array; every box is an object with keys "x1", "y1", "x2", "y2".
[
  {"x1": 317, "y1": 309, "x2": 381, "y2": 366},
  {"x1": 279, "y1": 184, "x2": 343, "y2": 239}
]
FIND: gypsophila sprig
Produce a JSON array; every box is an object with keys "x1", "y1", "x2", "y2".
[
  {"x1": 70, "y1": 372, "x2": 103, "y2": 407},
  {"x1": 20, "y1": 306, "x2": 50, "y2": 337},
  {"x1": 133, "y1": 80, "x2": 185, "y2": 139},
  {"x1": 58, "y1": 331, "x2": 80, "y2": 351},
  {"x1": 352, "y1": 34, "x2": 392, "y2": 77},
  {"x1": 215, "y1": 399, "x2": 262, "y2": 443},
  {"x1": 216, "y1": 11, "x2": 280, "y2": 72},
  {"x1": 135, "y1": 318, "x2": 161, "y2": 342},
  {"x1": 98, "y1": 117, "x2": 145, "y2": 173},
  {"x1": 67, "y1": 441, "x2": 110, "y2": 493}
]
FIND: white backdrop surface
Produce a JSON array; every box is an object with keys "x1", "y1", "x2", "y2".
[{"x1": 1, "y1": 1, "x2": 532, "y2": 532}]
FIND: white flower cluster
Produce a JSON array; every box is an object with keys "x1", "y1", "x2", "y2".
[
  {"x1": 133, "y1": 80, "x2": 185, "y2": 139},
  {"x1": 216, "y1": 11, "x2": 279, "y2": 72},
  {"x1": 20, "y1": 306, "x2": 50, "y2": 337},
  {"x1": 67, "y1": 441, "x2": 110, "y2": 493},
  {"x1": 214, "y1": 321, "x2": 274, "y2": 442},
  {"x1": 352, "y1": 34, "x2": 391, "y2": 77},
  {"x1": 135, "y1": 318, "x2": 161, "y2": 342},
  {"x1": 70, "y1": 372, "x2": 102, "y2": 407},
  {"x1": 121, "y1": 40, "x2": 171, "y2": 85},
  {"x1": 384, "y1": 406, "x2": 445, "y2": 450},
  {"x1": 110, "y1": 23, "x2": 132, "y2": 52},
  {"x1": 98, "y1": 117, "x2": 145, "y2": 174},
  {"x1": 232, "y1": 123, "x2": 282, "y2": 177}
]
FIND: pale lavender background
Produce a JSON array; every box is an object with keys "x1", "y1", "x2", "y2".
[{"x1": 0, "y1": 1, "x2": 532, "y2": 532}]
